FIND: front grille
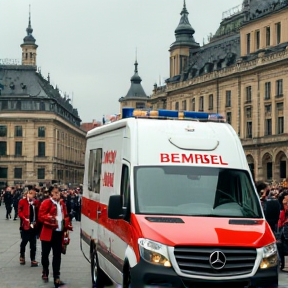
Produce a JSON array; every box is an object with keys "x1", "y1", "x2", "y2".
[{"x1": 174, "y1": 246, "x2": 257, "y2": 277}]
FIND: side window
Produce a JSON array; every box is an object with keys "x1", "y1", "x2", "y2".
[
  {"x1": 88, "y1": 148, "x2": 102, "y2": 193},
  {"x1": 121, "y1": 164, "x2": 130, "y2": 221}
]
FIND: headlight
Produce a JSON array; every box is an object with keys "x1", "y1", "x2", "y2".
[
  {"x1": 138, "y1": 238, "x2": 171, "y2": 267},
  {"x1": 260, "y1": 243, "x2": 278, "y2": 269}
]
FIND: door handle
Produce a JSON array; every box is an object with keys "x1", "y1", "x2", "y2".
[{"x1": 96, "y1": 209, "x2": 101, "y2": 220}]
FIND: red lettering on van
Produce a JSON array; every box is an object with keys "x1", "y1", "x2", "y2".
[
  {"x1": 161, "y1": 154, "x2": 170, "y2": 162},
  {"x1": 103, "y1": 172, "x2": 114, "y2": 187},
  {"x1": 219, "y1": 156, "x2": 228, "y2": 166},
  {"x1": 160, "y1": 153, "x2": 228, "y2": 165},
  {"x1": 171, "y1": 154, "x2": 180, "y2": 163},
  {"x1": 182, "y1": 154, "x2": 193, "y2": 163},
  {"x1": 195, "y1": 154, "x2": 203, "y2": 164},
  {"x1": 210, "y1": 155, "x2": 219, "y2": 164},
  {"x1": 103, "y1": 151, "x2": 117, "y2": 164},
  {"x1": 202, "y1": 155, "x2": 210, "y2": 164}
]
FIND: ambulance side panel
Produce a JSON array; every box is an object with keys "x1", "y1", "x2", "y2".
[
  {"x1": 80, "y1": 133, "x2": 103, "y2": 261},
  {"x1": 96, "y1": 128, "x2": 125, "y2": 283}
]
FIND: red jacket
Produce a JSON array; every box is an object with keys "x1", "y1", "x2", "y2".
[
  {"x1": 18, "y1": 198, "x2": 40, "y2": 230},
  {"x1": 38, "y1": 198, "x2": 71, "y2": 241}
]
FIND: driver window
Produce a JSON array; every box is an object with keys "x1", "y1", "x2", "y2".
[{"x1": 121, "y1": 164, "x2": 130, "y2": 221}]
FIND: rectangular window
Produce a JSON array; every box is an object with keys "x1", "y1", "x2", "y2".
[
  {"x1": 246, "y1": 121, "x2": 252, "y2": 138},
  {"x1": 226, "y1": 91, "x2": 231, "y2": 107},
  {"x1": 266, "y1": 26, "x2": 270, "y2": 46},
  {"x1": 15, "y1": 126, "x2": 22, "y2": 137},
  {"x1": 199, "y1": 96, "x2": 204, "y2": 111},
  {"x1": 246, "y1": 86, "x2": 252, "y2": 102},
  {"x1": 14, "y1": 168, "x2": 22, "y2": 179},
  {"x1": 38, "y1": 127, "x2": 45, "y2": 137},
  {"x1": 276, "y1": 22, "x2": 281, "y2": 45},
  {"x1": 0, "y1": 126, "x2": 7, "y2": 137},
  {"x1": 208, "y1": 94, "x2": 213, "y2": 110},
  {"x1": 247, "y1": 33, "x2": 251, "y2": 54},
  {"x1": 38, "y1": 142, "x2": 45, "y2": 157},
  {"x1": 280, "y1": 161, "x2": 286, "y2": 179},
  {"x1": 37, "y1": 168, "x2": 45, "y2": 180},
  {"x1": 0, "y1": 167, "x2": 8, "y2": 178},
  {"x1": 265, "y1": 82, "x2": 271, "y2": 100},
  {"x1": 175, "y1": 102, "x2": 179, "y2": 110},
  {"x1": 191, "y1": 98, "x2": 195, "y2": 111},
  {"x1": 276, "y1": 79, "x2": 283, "y2": 96},
  {"x1": 15, "y1": 142, "x2": 22, "y2": 156},
  {"x1": 255, "y1": 30, "x2": 260, "y2": 50},
  {"x1": 267, "y1": 162, "x2": 272, "y2": 180},
  {"x1": 265, "y1": 118, "x2": 272, "y2": 135},
  {"x1": 226, "y1": 112, "x2": 232, "y2": 125},
  {"x1": 278, "y1": 117, "x2": 284, "y2": 134},
  {"x1": 246, "y1": 107, "x2": 252, "y2": 119},
  {"x1": 0, "y1": 142, "x2": 7, "y2": 156},
  {"x1": 182, "y1": 100, "x2": 187, "y2": 111},
  {"x1": 88, "y1": 148, "x2": 102, "y2": 193},
  {"x1": 136, "y1": 102, "x2": 145, "y2": 109},
  {"x1": 265, "y1": 104, "x2": 271, "y2": 117}
]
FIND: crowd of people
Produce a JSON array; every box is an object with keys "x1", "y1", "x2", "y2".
[
  {"x1": 0, "y1": 184, "x2": 82, "y2": 288},
  {"x1": 256, "y1": 179, "x2": 288, "y2": 271}
]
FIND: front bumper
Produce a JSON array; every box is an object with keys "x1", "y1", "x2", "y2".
[{"x1": 130, "y1": 258, "x2": 278, "y2": 288}]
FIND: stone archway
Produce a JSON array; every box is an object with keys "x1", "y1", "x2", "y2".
[
  {"x1": 274, "y1": 151, "x2": 288, "y2": 183},
  {"x1": 246, "y1": 154, "x2": 255, "y2": 181},
  {"x1": 262, "y1": 153, "x2": 273, "y2": 182}
]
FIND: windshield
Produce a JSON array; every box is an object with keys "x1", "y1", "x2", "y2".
[{"x1": 134, "y1": 166, "x2": 262, "y2": 218}]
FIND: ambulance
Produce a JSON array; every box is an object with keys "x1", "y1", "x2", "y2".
[{"x1": 80, "y1": 108, "x2": 278, "y2": 288}]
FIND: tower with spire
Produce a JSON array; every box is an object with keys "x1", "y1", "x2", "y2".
[
  {"x1": 20, "y1": 6, "x2": 38, "y2": 66},
  {"x1": 169, "y1": 0, "x2": 200, "y2": 78},
  {"x1": 119, "y1": 55, "x2": 149, "y2": 111}
]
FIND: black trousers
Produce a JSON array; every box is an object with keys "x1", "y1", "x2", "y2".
[
  {"x1": 5, "y1": 204, "x2": 12, "y2": 219},
  {"x1": 20, "y1": 228, "x2": 37, "y2": 260},
  {"x1": 13, "y1": 205, "x2": 18, "y2": 219},
  {"x1": 41, "y1": 231, "x2": 63, "y2": 279}
]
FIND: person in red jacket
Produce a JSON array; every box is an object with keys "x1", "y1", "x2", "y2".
[
  {"x1": 18, "y1": 187, "x2": 40, "y2": 267},
  {"x1": 38, "y1": 185, "x2": 72, "y2": 288}
]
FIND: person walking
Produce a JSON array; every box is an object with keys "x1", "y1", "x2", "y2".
[
  {"x1": 4, "y1": 186, "x2": 13, "y2": 219},
  {"x1": 264, "y1": 190, "x2": 281, "y2": 232},
  {"x1": 38, "y1": 185, "x2": 72, "y2": 288},
  {"x1": 18, "y1": 187, "x2": 40, "y2": 266},
  {"x1": 13, "y1": 186, "x2": 22, "y2": 220},
  {"x1": 278, "y1": 194, "x2": 288, "y2": 271}
]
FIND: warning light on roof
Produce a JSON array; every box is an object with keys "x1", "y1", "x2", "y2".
[{"x1": 122, "y1": 107, "x2": 225, "y2": 122}]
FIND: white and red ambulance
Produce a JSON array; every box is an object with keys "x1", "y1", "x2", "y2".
[{"x1": 80, "y1": 108, "x2": 278, "y2": 288}]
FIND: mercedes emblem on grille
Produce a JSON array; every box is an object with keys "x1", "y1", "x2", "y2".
[{"x1": 209, "y1": 251, "x2": 227, "y2": 270}]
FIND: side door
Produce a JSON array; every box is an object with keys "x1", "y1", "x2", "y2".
[
  {"x1": 80, "y1": 147, "x2": 102, "y2": 260},
  {"x1": 108, "y1": 162, "x2": 131, "y2": 283}
]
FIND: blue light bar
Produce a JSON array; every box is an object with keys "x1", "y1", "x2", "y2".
[{"x1": 122, "y1": 107, "x2": 224, "y2": 121}]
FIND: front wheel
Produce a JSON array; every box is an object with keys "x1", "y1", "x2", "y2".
[{"x1": 90, "y1": 246, "x2": 112, "y2": 288}]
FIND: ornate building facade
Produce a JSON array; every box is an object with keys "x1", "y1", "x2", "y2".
[
  {"x1": 150, "y1": 0, "x2": 288, "y2": 183},
  {"x1": 0, "y1": 13, "x2": 86, "y2": 188}
]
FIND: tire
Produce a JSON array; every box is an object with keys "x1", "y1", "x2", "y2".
[
  {"x1": 90, "y1": 246, "x2": 112, "y2": 288},
  {"x1": 123, "y1": 264, "x2": 132, "y2": 288}
]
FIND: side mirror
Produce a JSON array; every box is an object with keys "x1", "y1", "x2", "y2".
[{"x1": 108, "y1": 195, "x2": 123, "y2": 220}]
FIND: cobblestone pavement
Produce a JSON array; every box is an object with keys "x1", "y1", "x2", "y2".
[{"x1": 1, "y1": 204, "x2": 288, "y2": 287}]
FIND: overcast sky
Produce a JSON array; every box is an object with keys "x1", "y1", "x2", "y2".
[{"x1": 0, "y1": 0, "x2": 242, "y2": 123}]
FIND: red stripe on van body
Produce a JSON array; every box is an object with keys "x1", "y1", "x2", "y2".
[{"x1": 81, "y1": 196, "x2": 142, "y2": 262}]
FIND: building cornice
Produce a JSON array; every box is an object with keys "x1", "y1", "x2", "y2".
[{"x1": 154, "y1": 47, "x2": 288, "y2": 97}]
